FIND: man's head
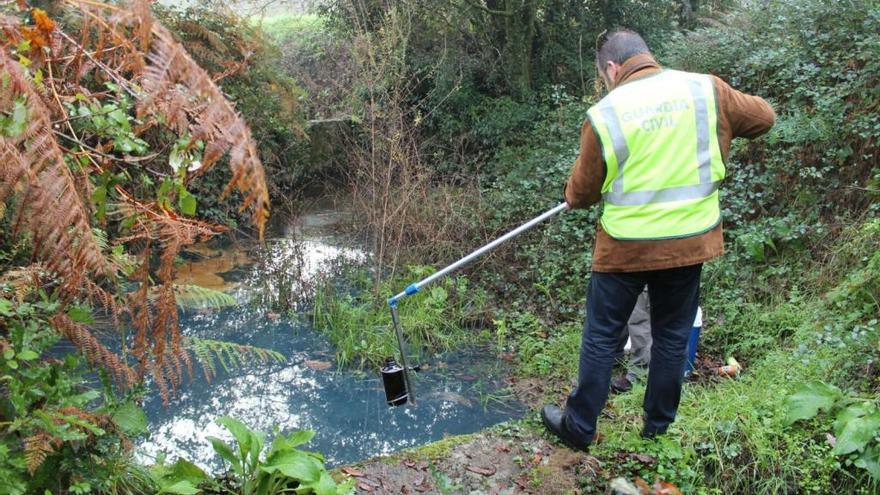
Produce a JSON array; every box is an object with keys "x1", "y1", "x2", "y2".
[{"x1": 596, "y1": 29, "x2": 651, "y2": 90}]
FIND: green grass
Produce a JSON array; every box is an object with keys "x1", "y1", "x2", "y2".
[
  {"x1": 504, "y1": 219, "x2": 880, "y2": 493},
  {"x1": 311, "y1": 265, "x2": 492, "y2": 369}
]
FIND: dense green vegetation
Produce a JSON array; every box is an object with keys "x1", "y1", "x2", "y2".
[
  {"x1": 1, "y1": 0, "x2": 877, "y2": 493},
  {"x1": 291, "y1": 0, "x2": 879, "y2": 492}
]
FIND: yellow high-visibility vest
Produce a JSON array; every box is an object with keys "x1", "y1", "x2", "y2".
[{"x1": 587, "y1": 69, "x2": 725, "y2": 240}]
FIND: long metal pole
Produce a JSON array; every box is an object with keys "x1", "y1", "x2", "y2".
[
  {"x1": 384, "y1": 201, "x2": 569, "y2": 407},
  {"x1": 388, "y1": 202, "x2": 569, "y2": 307}
]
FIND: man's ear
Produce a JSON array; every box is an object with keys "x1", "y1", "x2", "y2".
[{"x1": 605, "y1": 61, "x2": 620, "y2": 84}]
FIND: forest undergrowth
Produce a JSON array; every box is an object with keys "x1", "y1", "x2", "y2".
[{"x1": 1, "y1": 0, "x2": 877, "y2": 494}]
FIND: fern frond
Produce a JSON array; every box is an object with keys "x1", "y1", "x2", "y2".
[
  {"x1": 186, "y1": 337, "x2": 284, "y2": 381},
  {"x1": 51, "y1": 313, "x2": 136, "y2": 387},
  {"x1": 0, "y1": 50, "x2": 117, "y2": 306},
  {"x1": 23, "y1": 432, "x2": 59, "y2": 475},
  {"x1": 137, "y1": 19, "x2": 271, "y2": 239},
  {"x1": 168, "y1": 284, "x2": 236, "y2": 310},
  {"x1": 0, "y1": 264, "x2": 45, "y2": 302}
]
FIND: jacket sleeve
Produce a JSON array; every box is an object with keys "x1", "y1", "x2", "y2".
[
  {"x1": 564, "y1": 119, "x2": 605, "y2": 208},
  {"x1": 713, "y1": 75, "x2": 776, "y2": 139}
]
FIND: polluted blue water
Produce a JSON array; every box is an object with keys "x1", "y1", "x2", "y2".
[{"x1": 137, "y1": 210, "x2": 523, "y2": 472}]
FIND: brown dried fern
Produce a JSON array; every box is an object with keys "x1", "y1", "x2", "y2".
[
  {"x1": 0, "y1": 49, "x2": 118, "y2": 306},
  {"x1": 51, "y1": 313, "x2": 136, "y2": 387},
  {"x1": 23, "y1": 432, "x2": 60, "y2": 475},
  {"x1": 1, "y1": 2, "x2": 272, "y2": 401},
  {"x1": 136, "y1": 20, "x2": 270, "y2": 239}
]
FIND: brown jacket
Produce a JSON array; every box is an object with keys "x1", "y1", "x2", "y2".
[{"x1": 565, "y1": 54, "x2": 775, "y2": 272}]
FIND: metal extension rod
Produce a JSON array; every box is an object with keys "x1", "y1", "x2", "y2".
[
  {"x1": 388, "y1": 201, "x2": 570, "y2": 308},
  {"x1": 385, "y1": 202, "x2": 569, "y2": 405}
]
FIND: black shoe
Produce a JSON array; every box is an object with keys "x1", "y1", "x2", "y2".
[
  {"x1": 640, "y1": 425, "x2": 668, "y2": 439},
  {"x1": 541, "y1": 405, "x2": 589, "y2": 451},
  {"x1": 610, "y1": 374, "x2": 633, "y2": 394}
]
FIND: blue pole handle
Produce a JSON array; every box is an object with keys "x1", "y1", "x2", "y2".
[{"x1": 387, "y1": 202, "x2": 568, "y2": 307}]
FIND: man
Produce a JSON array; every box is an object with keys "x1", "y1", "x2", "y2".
[
  {"x1": 612, "y1": 293, "x2": 702, "y2": 393},
  {"x1": 541, "y1": 29, "x2": 775, "y2": 450},
  {"x1": 611, "y1": 287, "x2": 651, "y2": 393}
]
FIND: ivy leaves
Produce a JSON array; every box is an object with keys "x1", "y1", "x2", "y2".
[{"x1": 0, "y1": 96, "x2": 28, "y2": 137}]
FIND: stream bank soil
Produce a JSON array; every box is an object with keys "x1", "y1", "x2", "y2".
[{"x1": 342, "y1": 423, "x2": 598, "y2": 495}]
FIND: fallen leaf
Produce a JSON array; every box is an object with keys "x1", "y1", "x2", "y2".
[
  {"x1": 414, "y1": 474, "x2": 432, "y2": 492},
  {"x1": 342, "y1": 467, "x2": 366, "y2": 477},
  {"x1": 417, "y1": 461, "x2": 429, "y2": 470},
  {"x1": 653, "y1": 480, "x2": 683, "y2": 495},
  {"x1": 496, "y1": 443, "x2": 511, "y2": 453},
  {"x1": 356, "y1": 481, "x2": 374, "y2": 492},
  {"x1": 465, "y1": 465, "x2": 497, "y2": 476},
  {"x1": 632, "y1": 453, "x2": 656, "y2": 464},
  {"x1": 303, "y1": 359, "x2": 332, "y2": 370},
  {"x1": 402, "y1": 460, "x2": 417, "y2": 469}
]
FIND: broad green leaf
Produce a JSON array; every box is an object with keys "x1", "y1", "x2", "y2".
[
  {"x1": 262, "y1": 451, "x2": 321, "y2": 482},
  {"x1": 306, "y1": 471, "x2": 338, "y2": 495},
  {"x1": 6, "y1": 98, "x2": 28, "y2": 136},
  {"x1": 111, "y1": 402, "x2": 148, "y2": 436},
  {"x1": 854, "y1": 445, "x2": 880, "y2": 481},
  {"x1": 16, "y1": 350, "x2": 39, "y2": 361},
  {"x1": 208, "y1": 436, "x2": 241, "y2": 474},
  {"x1": 157, "y1": 481, "x2": 200, "y2": 495},
  {"x1": 164, "y1": 458, "x2": 208, "y2": 487},
  {"x1": 0, "y1": 298, "x2": 13, "y2": 316},
  {"x1": 783, "y1": 381, "x2": 842, "y2": 424},
  {"x1": 286, "y1": 430, "x2": 315, "y2": 448},
  {"x1": 217, "y1": 416, "x2": 254, "y2": 462},
  {"x1": 3, "y1": 349, "x2": 14, "y2": 360},
  {"x1": 834, "y1": 412, "x2": 880, "y2": 455},
  {"x1": 249, "y1": 429, "x2": 265, "y2": 471},
  {"x1": 67, "y1": 305, "x2": 94, "y2": 324},
  {"x1": 833, "y1": 402, "x2": 874, "y2": 432},
  {"x1": 178, "y1": 189, "x2": 197, "y2": 216}
]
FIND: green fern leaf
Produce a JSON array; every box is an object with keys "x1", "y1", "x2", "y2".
[
  {"x1": 171, "y1": 284, "x2": 236, "y2": 310},
  {"x1": 186, "y1": 337, "x2": 284, "y2": 380}
]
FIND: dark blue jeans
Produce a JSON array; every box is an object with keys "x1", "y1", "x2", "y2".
[{"x1": 563, "y1": 264, "x2": 702, "y2": 443}]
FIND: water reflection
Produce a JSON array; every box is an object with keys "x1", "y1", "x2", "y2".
[
  {"x1": 138, "y1": 312, "x2": 521, "y2": 470},
  {"x1": 139, "y1": 209, "x2": 522, "y2": 471}
]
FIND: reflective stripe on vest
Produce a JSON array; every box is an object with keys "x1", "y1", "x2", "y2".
[{"x1": 587, "y1": 70, "x2": 725, "y2": 240}]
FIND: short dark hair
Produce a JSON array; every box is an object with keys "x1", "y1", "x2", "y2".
[{"x1": 596, "y1": 29, "x2": 651, "y2": 68}]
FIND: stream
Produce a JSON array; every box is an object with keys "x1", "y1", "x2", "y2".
[{"x1": 136, "y1": 204, "x2": 524, "y2": 471}]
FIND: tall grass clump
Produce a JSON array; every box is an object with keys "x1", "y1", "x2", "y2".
[{"x1": 311, "y1": 266, "x2": 490, "y2": 369}]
